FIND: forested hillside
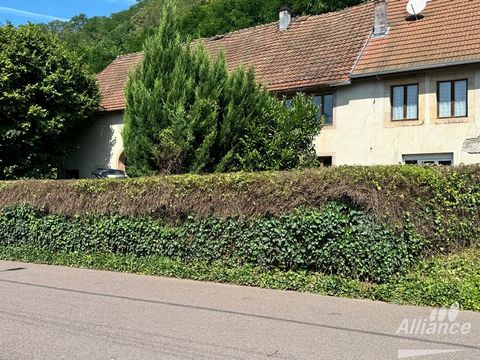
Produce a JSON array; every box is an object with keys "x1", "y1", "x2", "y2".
[{"x1": 42, "y1": 0, "x2": 366, "y2": 73}]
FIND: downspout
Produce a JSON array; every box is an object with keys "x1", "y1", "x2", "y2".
[{"x1": 349, "y1": 29, "x2": 373, "y2": 80}]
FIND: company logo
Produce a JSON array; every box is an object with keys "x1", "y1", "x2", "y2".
[
  {"x1": 397, "y1": 303, "x2": 471, "y2": 336},
  {"x1": 397, "y1": 303, "x2": 472, "y2": 359}
]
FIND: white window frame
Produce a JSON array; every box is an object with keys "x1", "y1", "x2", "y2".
[{"x1": 402, "y1": 153, "x2": 454, "y2": 166}]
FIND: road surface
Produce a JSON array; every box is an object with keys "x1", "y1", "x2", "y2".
[{"x1": 0, "y1": 261, "x2": 479, "y2": 360}]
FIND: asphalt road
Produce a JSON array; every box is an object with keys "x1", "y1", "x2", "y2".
[{"x1": 0, "y1": 261, "x2": 479, "y2": 360}]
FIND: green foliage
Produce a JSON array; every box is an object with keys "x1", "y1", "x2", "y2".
[
  {"x1": 0, "y1": 245, "x2": 370, "y2": 298},
  {"x1": 1, "y1": 246, "x2": 479, "y2": 311},
  {"x1": 0, "y1": 166, "x2": 479, "y2": 250},
  {"x1": 180, "y1": 0, "x2": 366, "y2": 38},
  {"x1": 1, "y1": 165, "x2": 480, "y2": 254},
  {"x1": 41, "y1": 0, "x2": 367, "y2": 73},
  {"x1": 0, "y1": 203, "x2": 421, "y2": 282},
  {"x1": 0, "y1": 24, "x2": 100, "y2": 180},
  {"x1": 124, "y1": 0, "x2": 321, "y2": 176},
  {"x1": 371, "y1": 248, "x2": 480, "y2": 311}
]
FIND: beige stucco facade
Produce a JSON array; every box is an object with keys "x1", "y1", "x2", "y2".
[
  {"x1": 315, "y1": 65, "x2": 480, "y2": 165},
  {"x1": 66, "y1": 65, "x2": 480, "y2": 178},
  {"x1": 65, "y1": 112, "x2": 125, "y2": 178}
]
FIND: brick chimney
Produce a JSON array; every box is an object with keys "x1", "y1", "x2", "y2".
[{"x1": 374, "y1": 0, "x2": 388, "y2": 37}]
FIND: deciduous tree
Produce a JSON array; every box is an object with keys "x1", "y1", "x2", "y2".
[{"x1": 0, "y1": 24, "x2": 100, "y2": 179}]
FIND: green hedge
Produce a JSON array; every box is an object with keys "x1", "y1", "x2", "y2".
[
  {"x1": 0, "y1": 203, "x2": 422, "y2": 283},
  {"x1": 1, "y1": 165, "x2": 480, "y2": 253},
  {"x1": 1, "y1": 166, "x2": 480, "y2": 284}
]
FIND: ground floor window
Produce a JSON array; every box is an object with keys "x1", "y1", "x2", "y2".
[
  {"x1": 317, "y1": 156, "x2": 333, "y2": 167},
  {"x1": 402, "y1": 153, "x2": 453, "y2": 166}
]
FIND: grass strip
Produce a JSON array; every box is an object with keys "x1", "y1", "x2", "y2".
[{"x1": 1, "y1": 246, "x2": 479, "y2": 311}]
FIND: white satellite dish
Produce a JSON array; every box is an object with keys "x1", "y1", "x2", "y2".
[{"x1": 406, "y1": 0, "x2": 427, "y2": 16}]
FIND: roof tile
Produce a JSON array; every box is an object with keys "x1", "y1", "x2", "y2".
[
  {"x1": 352, "y1": 0, "x2": 480, "y2": 76},
  {"x1": 97, "y1": 3, "x2": 374, "y2": 112}
]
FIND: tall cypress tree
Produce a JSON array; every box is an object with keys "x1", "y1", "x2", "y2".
[{"x1": 124, "y1": 0, "x2": 321, "y2": 176}]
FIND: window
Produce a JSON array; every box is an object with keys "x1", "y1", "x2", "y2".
[
  {"x1": 437, "y1": 80, "x2": 467, "y2": 118},
  {"x1": 391, "y1": 84, "x2": 419, "y2": 120},
  {"x1": 403, "y1": 153, "x2": 453, "y2": 166},
  {"x1": 284, "y1": 99, "x2": 293, "y2": 109},
  {"x1": 285, "y1": 95, "x2": 334, "y2": 125},
  {"x1": 312, "y1": 94, "x2": 333, "y2": 125},
  {"x1": 317, "y1": 156, "x2": 333, "y2": 167}
]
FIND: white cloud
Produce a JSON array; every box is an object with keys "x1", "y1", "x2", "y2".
[{"x1": 0, "y1": 6, "x2": 69, "y2": 22}]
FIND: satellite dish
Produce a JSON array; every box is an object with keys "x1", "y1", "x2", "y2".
[{"x1": 406, "y1": 0, "x2": 427, "y2": 16}]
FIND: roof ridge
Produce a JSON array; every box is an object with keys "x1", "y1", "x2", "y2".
[
  {"x1": 114, "y1": 51, "x2": 143, "y2": 60},
  {"x1": 203, "y1": 1, "x2": 373, "y2": 41},
  {"x1": 97, "y1": 1, "x2": 376, "y2": 111},
  {"x1": 106, "y1": 2, "x2": 374, "y2": 64}
]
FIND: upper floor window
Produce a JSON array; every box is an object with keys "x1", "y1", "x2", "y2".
[
  {"x1": 313, "y1": 94, "x2": 333, "y2": 125},
  {"x1": 438, "y1": 80, "x2": 467, "y2": 118},
  {"x1": 284, "y1": 99, "x2": 293, "y2": 109},
  {"x1": 391, "y1": 84, "x2": 419, "y2": 121},
  {"x1": 284, "y1": 95, "x2": 333, "y2": 125}
]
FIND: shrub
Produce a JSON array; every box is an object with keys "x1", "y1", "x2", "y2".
[
  {"x1": 0, "y1": 165, "x2": 479, "y2": 254},
  {"x1": 0, "y1": 203, "x2": 422, "y2": 282}
]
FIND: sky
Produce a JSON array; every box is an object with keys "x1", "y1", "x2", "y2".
[{"x1": 0, "y1": 0, "x2": 136, "y2": 25}]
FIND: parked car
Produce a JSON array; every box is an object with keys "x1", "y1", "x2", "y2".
[{"x1": 92, "y1": 168, "x2": 128, "y2": 179}]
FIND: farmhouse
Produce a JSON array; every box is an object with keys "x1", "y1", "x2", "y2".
[{"x1": 65, "y1": 0, "x2": 480, "y2": 178}]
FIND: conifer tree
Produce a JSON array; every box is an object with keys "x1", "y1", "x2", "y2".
[{"x1": 124, "y1": 0, "x2": 321, "y2": 176}]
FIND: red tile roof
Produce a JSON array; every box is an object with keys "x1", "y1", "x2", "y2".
[
  {"x1": 352, "y1": 0, "x2": 480, "y2": 76},
  {"x1": 97, "y1": 0, "x2": 480, "y2": 112},
  {"x1": 200, "y1": 2, "x2": 374, "y2": 92},
  {"x1": 97, "y1": 2, "x2": 374, "y2": 112},
  {"x1": 97, "y1": 52, "x2": 143, "y2": 112}
]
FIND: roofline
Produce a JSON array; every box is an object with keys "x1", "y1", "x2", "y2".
[
  {"x1": 98, "y1": 79, "x2": 353, "y2": 112},
  {"x1": 202, "y1": 1, "x2": 372, "y2": 42},
  {"x1": 271, "y1": 80, "x2": 351, "y2": 94},
  {"x1": 97, "y1": 108, "x2": 125, "y2": 114},
  {"x1": 350, "y1": 59, "x2": 480, "y2": 79}
]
